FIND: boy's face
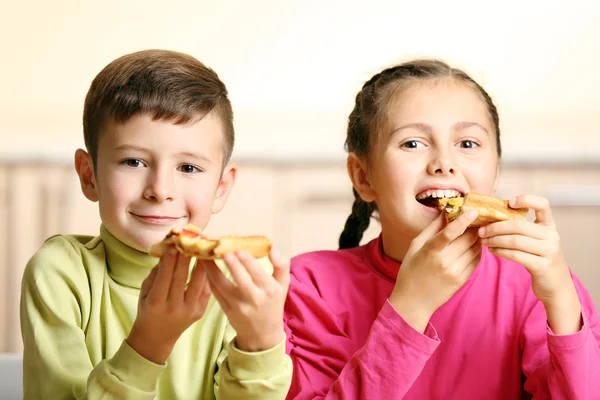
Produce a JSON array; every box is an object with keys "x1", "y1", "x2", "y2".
[{"x1": 75, "y1": 112, "x2": 236, "y2": 253}]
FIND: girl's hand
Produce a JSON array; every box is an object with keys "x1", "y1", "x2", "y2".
[
  {"x1": 202, "y1": 248, "x2": 290, "y2": 352},
  {"x1": 390, "y1": 210, "x2": 482, "y2": 333},
  {"x1": 479, "y1": 194, "x2": 582, "y2": 334}
]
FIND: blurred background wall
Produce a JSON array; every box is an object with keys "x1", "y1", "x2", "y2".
[{"x1": 1, "y1": 0, "x2": 599, "y2": 353}]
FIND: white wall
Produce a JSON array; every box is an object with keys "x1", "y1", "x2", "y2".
[{"x1": 2, "y1": 0, "x2": 600, "y2": 161}]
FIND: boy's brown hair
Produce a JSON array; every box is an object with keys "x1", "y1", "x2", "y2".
[{"x1": 83, "y1": 49, "x2": 234, "y2": 167}]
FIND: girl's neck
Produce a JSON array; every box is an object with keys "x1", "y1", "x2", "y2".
[{"x1": 380, "y1": 226, "x2": 414, "y2": 263}]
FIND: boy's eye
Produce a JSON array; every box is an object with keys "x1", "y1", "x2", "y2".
[
  {"x1": 179, "y1": 164, "x2": 201, "y2": 174},
  {"x1": 457, "y1": 140, "x2": 479, "y2": 149},
  {"x1": 122, "y1": 159, "x2": 144, "y2": 168},
  {"x1": 402, "y1": 140, "x2": 425, "y2": 149}
]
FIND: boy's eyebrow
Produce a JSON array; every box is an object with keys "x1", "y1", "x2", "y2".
[
  {"x1": 113, "y1": 145, "x2": 212, "y2": 163},
  {"x1": 176, "y1": 151, "x2": 212, "y2": 163},
  {"x1": 114, "y1": 144, "x2": 150, "y2": 154},
  {"x1": 391, "y1": 121, "x2": 489, "y2": 136}
]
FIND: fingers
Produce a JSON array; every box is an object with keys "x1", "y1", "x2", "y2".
[
  {"x1": 208, "y1": 278, "x2": 231, "y2": 313},
  {"x1": 148, "y1": 247, "x2": 178, "y2": 302},
  {"x1": 482, "y1": 234, "x2": 548, "y2": 257},
  {"x1": 479, "y1": 219, "x2": 549, "y2": 240},
  {"x1": 445, "y1": 228, "x2": 479, "y2": 259},
  {"x1": 510, "y1": 194, "x2": 553, "y2": 226},
  {"x1": 234, "y1": 251, "x2": 272, "y2": 288},
  {"x1": 203, "y1": 260, "x2": 236, "y2": 310},
  {"x1": 169, "y1": 251, "x2": 192, "y2": 301},
  {"x1": 487, "y1": 248, "x2": 540, "y2": 273},
  {"x1": 458, "y1": 247, "x2": 482, "y2": 281},
  {"x1": 455, "y1": 238, "x2": 482, "y2": 271},
  {"x1": 222, "y1": 252, "x2": 260, "y2": 296},
  {"x1": 185, "y1": 261, "x2": 211, "y2": 304},
  {"x1": 429, "y1": 209, "x2": 479, "y2": 251},
  {"x1": 412, "y1": 213, "x2": 447, "y2": 249},
  {"x1": 269, "y1": 248, "x2": 291, "y2": 291},
  {"x1": 140, "y1": 266, "x2": 158, "y2": 299}
]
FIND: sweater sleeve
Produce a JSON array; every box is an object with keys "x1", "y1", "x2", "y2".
[
  {"x1": 520, "y1": 272, "x2": 600, "y2": 399},
  {"x1": 284, "y1": 271, "x2": 440, "y2": 399},
  {"x1": 20, "y1": 236, "x2": 165, "y2": 399},
  {"x1": 213, "y1": 324, "x2": 293, "y2": 399}
]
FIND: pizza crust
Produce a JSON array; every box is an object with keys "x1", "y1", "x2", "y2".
[
  {"x1": 438, "y1": 192, "x2": 529, "y2": 227},
  {"x1": 148, "y1": 224, "x2": 272, "y2": 260}
]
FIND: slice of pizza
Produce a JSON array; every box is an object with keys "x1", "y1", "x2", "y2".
[
  {"x1": 149, "y1": 224, "x2": 272, "y2": 260},
  {"x1": 438, "y1": 192, "x2": 529, "y2": 227}
]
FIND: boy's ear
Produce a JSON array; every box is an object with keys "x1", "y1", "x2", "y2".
[
  {"x1": 347, "y1": 153, "x2": 376, "y2": 203},
  {"x1": 211, "y1": 163, "x2": 237, "y2": 214},
  {"x1": 74, "y1": 148, "x2": 99, "y2": 202}
]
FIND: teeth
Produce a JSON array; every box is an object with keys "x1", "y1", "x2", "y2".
[{"x1": 416, "y1": 189, "x2": 462, "y2": 200}]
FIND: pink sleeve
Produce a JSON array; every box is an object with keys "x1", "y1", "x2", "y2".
[
  {"x1": 521, "y1": 274, "x2": 600, "y2": 399},
  {"x1": 284, "y1": 273, "x2": 440, "y2": 400}
]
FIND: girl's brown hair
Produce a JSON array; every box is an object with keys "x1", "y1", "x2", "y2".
[{"x1": 338, "y1": 59, "x2": 501, "y2": 250}]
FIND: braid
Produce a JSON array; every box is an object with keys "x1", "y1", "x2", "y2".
[{"x1": 338, "y1": 188, "x2": 375, "y2": 249}]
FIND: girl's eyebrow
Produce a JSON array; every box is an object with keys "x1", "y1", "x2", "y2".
[
  {"x1": 454, "y1": 121, "x2": 490, "y2": 135},
  {"x1": 391, "y1": 121, "x2": 490, "y2": 136}
]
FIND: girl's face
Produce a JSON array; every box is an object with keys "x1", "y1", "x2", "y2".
[{"x1": 350, "y1": 78, "x2": 500, "y2": 260}]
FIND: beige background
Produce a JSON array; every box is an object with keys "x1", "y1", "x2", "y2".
[{"x1": 1, "y1": 0, "x2": 600, "y2": 353}]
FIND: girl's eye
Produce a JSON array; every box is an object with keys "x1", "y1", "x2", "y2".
[
  {"x1": 457, "y1": 140, "x2": 479, "y2": 149},
  {"x1": 179, "y1": 164, "x2": 201, "y2": 174},
  {"x1": 402, "y1": 140, "x2": 425, "y2": 149},
  {"x1": 122, "y1": 159, "x2": 144, "y2": 168}
]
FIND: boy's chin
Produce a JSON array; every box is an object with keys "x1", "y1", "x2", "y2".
[{"x1": 124, "y1": 232, "x2": 167, "y2": 255}]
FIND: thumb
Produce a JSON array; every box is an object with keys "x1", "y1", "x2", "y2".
[
  {"x1": 410, "y1": 213, "x2": 446, "y2": 250},
  {"x1": 269, "y1": 248, "x2": 291, "y2": 291}
]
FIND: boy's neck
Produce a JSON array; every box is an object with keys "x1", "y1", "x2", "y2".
[{"x1": 100, "y1": 225, "x2": 159, "y2": 289}]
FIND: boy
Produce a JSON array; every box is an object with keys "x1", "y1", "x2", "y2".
[{"x1": 20, "y1": 49, "x2": 292, "y2": 399}]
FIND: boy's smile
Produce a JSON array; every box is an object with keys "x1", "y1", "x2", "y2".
[{"x1": 75, "y1": 112, "x2": 236, "y2": 254}]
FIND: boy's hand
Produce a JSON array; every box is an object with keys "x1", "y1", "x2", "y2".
[
  {"x1": 127, "y1": 246, "x2": 212, "y2": 364},
  {"x1": 202, "y1": 249, "x2": 290, "y2": 352},
  {"x1": 479, "y1": 194, "x2": 582, "y2": 334}
]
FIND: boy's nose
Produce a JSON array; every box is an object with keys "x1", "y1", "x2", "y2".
[{"x1": 143, "y1": 172, "x2": 174, "y2": 202}]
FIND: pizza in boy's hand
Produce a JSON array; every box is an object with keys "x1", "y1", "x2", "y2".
[{"x1": 149, "y1": 224, "x2": 272, "y2": 260}]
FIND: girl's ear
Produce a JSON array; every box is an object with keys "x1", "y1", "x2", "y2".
[{"x1": 347, "y1": 153, "x2": 377, "y2": 203}]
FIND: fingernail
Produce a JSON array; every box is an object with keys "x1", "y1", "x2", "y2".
[
  {"x1": 509, "y1": 197, "x2": 517, "y2": 207},
  {"x1": 481, "y1": 238, "x2": 488, "y2": 245},
  {"x1": 478, "y1": 227, "x2": 486, "y2": 237},
  {"x1": 467, "y1": 209, "x2": 478, "y2": 219},
  {"x1": 271, "y1": 247, "x2": 281, "y2": 261}
]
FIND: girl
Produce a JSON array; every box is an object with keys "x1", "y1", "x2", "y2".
[{"x1": 284, "y1": 59, "x2": 600, "y2": 399}]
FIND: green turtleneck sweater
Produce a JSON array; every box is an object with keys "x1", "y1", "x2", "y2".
[{"x1": 20, "y1": 225, "x2": 292, "y2": 399}]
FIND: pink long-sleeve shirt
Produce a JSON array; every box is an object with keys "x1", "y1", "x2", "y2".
[{"x1": 284, "y1": 235, "x2": 600, "y2": 399}]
